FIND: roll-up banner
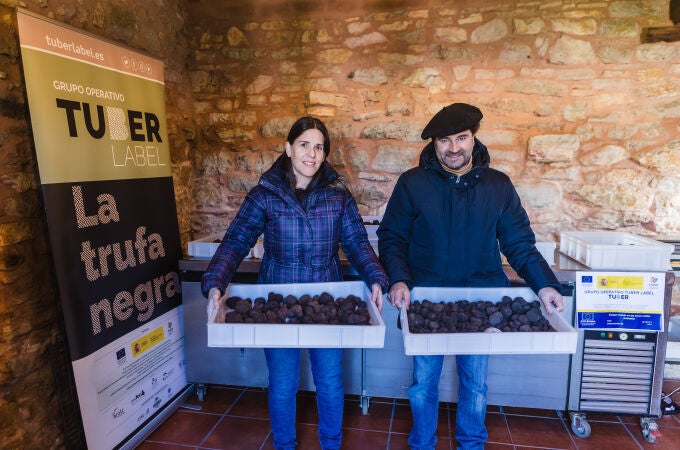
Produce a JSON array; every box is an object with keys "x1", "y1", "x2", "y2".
[{"x1": 17, "y1": 9, "x2": 187, "y2": 449}]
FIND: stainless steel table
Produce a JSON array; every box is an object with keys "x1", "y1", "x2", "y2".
[{"x1": 180, "y1": 252, "x2": 602, "y2": 411}]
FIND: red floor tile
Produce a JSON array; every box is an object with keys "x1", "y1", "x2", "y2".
[
  {"x1": 343, "y1": 398, "x2": 393, "y2": 431},
  {"x1": 294, "y1": 392, "x2": 319, "y2": 424},
  {"x1": 391, "y1": 402, "x2": 449, "y2": 437},
  {"x1": 261, "y1": 423, "x2": 319, "y2": 449},
  {"x1": 570, "y1": 421, "x2": 643, "y2": 450},
  {"x1": 202, "y1": 415, "x2": 271, "y2": 449},
  {"x1": 505, "y1": 415, "x2": 576, "y2": 449},
  {"x1": 342, "y1": 428, "x2": 390, "y2": 449},
  {"x1": 485, "y1": 412, "x2": 511, "y2": 444},
  {"x1": 449, "y1": 413, "x2": 509, "y2": 447},
  {"x1": 227, "y1": 389, "x2": 269, "y2": 419},
  {"x1": 184, "y1": 385, "x2": 242, "y2": 414},
  {"x1": 144, "y1": 410, "x2": 220, "y2": 446},
  {"x1": 390, "y1": 402, "x2": 415, "y2": 434},
  {"x1": 136, "y1": 443, "x2": 197, "y2": 450},
  {"x1": 388, "y1": 432, "x2": 452, "y2": 449},
  {"x1": 143, "y1": 383, "x2": 680, "y2": 449}
]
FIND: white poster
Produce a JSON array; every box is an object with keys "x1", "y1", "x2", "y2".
[
  {"x1": 575, "y1": 271, "x2": 665, "y2": 331},
  {"x1": 73, "y1": 308, "x2": 186, "y2": 448}
]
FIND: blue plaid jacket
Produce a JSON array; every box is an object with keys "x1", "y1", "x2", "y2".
[{"x1": 201, "y1": 156, "x2": 388, "y2": 297}]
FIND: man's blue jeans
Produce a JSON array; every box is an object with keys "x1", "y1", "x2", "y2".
[
  {"x1": 264, "y1": 348, "x2": 344, "y2": 450},
  {"x1": 408, "y1": 354, "x2": 489, "y2": 450}
]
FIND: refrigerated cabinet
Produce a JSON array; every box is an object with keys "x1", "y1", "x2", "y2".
[{"x1": 567, "y1": 325, "x2": 669, "y2": 443}]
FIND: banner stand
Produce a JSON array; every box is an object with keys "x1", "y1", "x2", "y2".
[{"x1": 16, "y1": 9, "x2": 188, "y2": 449}]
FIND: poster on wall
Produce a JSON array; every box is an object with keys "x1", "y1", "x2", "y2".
[
  {"x1": 575, "y1": 271, "x2": 665, "y2": 331},
  {"x1": 16, "y1": 9, "x2": 187, "y2": 450}
]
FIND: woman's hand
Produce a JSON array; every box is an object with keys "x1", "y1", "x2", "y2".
[
  {"x1": 208, "y1": 287, "x2": 222, "y2": 309},
  {"x1": 370, "y1": 283, "x2": 383, "y2": 313}
]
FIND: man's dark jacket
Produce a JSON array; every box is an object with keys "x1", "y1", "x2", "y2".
[{"x1": 377, "y1": 138, "x2": 560, "y2": 294}]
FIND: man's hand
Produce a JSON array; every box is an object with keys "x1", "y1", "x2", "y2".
[
  {"x1": 208, "y1": 287, "x2": 222, "y2": 309},
  {"x1": 388, "y1": 281, "x2": 411, "y2": 309},
  {"x1": 370, "y1": 283, "x2": 383, "y2": 313},
  {"x1": 538, "y1": 286, "x2": 564, "y2": 314}
]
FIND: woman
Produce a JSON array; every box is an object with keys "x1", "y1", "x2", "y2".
[{"x1": 201, "y1": 116, "x2": 388, "y2": 450}]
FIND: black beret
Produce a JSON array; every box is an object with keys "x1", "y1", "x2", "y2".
[{"x1": 421, "y1": 103, "x2": 483, "y2": 140}]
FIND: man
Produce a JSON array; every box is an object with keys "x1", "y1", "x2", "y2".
[{"x1": 377, "y1": 103, "x2": 564, "y2": 450}]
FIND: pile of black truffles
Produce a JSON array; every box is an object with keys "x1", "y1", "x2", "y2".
[
  {"x1": 407, "y1": 296, "x2": 555, "y2": 333},
  {"x1": 222, "y1": 292, "x2": 371, "y2": 325}
]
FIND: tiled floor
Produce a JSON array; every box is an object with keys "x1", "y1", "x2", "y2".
[{"x1": 140, "y1": 381, "x2": 680, "y2": 449}]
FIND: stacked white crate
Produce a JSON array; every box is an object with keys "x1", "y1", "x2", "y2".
[
  {"x1": 187, "y1": 233, "x2": 264, "y2": 259},
  {"x1": 559, "y1": 231, "x2": 673, "y2": 271}
]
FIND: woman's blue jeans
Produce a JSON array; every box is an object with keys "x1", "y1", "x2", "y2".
[
  {"x1": 408, "y1": 354, "x2": 489, "y2": 450},
  {"x1": 264, "y1": 348, "x2": 344, "y2": 450}
]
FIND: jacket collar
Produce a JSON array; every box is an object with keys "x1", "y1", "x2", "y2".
[{"x1": 259, "y1": 155, "x2": 340, "y2": 199}]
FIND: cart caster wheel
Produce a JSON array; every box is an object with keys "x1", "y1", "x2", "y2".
[
  {"x1": 196, "y1": 384, "x2": 207, "y2": 402},
  {"x1": 640, "y1": 417, "x2": 660, "y2": 443},
  {"x1": 572, "y1": 420, "x2": 591, "y2": 438},
  {"x1": 570, "y1": 413, "x2": 591, "y2": 438}
]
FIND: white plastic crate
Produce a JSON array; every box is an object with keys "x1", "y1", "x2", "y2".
[
  {"x1": 207, "y1": 281, "x2": 385, "y2": 348},
  {"x1": 400, "y1": 287, "x2": 577, "y2": 355},
  {"x1": 536, "y1": 241, "x2": 556, "y2": 266},
  {"x1": 188, "y1": 234, "x2": 264, "y2": 259},
  {"x1": 500, "y1": 241, "x2": 556, "y2": 266},
  {"x1": 187, "y1": 233, "x2": 223, "y2": 258},
  {"x1": 559, "y1": 231, "x2": 673, "y2": 270}
]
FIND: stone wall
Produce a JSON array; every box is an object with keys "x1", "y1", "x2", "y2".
[
  {"x1": 187, "y1": 0, "x2": 680, "y2": 246},
  {"x1": 0, "y1": 1, "x2": 193, "y2": 447},
  {"x1": 187, "y1": 0, "x2": 680, "y2": 313},
  {"x1": 1, "y1": 0, "x2": 679, "y2": 448}
]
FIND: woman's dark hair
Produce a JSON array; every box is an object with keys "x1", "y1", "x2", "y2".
[{"x1": 281, "y1": 116, "x2": 331, "y2": 191}]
